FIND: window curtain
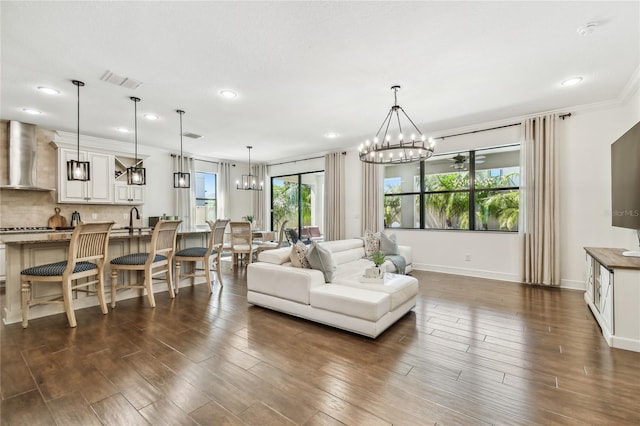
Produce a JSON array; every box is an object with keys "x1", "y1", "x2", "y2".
[
  {"x1": 361, "y1": 162, "x2": 382, "y2": 235},
  {"x1": 217, "y1": 161, "x2": 232, "y2": 219},
  {"x1": 173, "y1": 155, "x2": 196, "y2": 229},
  {"x1": 521, "y1": 114, "x2": 560, "y2": 286},
  {"x1": 324, "y1": 152, "x2": 345, "y2": 241},
  {"x1": 251, "y1": 163, "x2": 267, "y2": 229}
]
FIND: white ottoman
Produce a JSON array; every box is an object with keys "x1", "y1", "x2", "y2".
[
  {"x1": 310, "y1": 284, "x2": 391, "y2": 321},
  {"x1": 333, "y1": 272, "x2": 419, "y2": 311}
]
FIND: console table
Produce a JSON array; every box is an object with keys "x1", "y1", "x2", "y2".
[{"x1": 584, "y1": 247, "x2": 640, "y2": 352}]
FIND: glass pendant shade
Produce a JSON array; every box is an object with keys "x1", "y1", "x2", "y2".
[
  {"x1": 174, "y1": 171, "x2": 190, "y2": 188},
  {"x1": 236, "y1": 146, "x2": 263, "y2": 191},
  {"x1": 128, "y1": 96, "x2": 146, "y2": 185},
  {"x1": 66, "y1": 79, "x2": 91, "y2": 181},
  {"x1": 173, "y1": 109, "x2": 190, "y2": 188},
  {"x1": 127, "y1": 166, "x2": 146, "y2": 185},
  {"x1": 67, "y1": 159, "x2": 90, "y2": 181}
]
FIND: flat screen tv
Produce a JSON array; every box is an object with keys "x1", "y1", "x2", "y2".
[{"x1": 611, "y1": 119, "x2": 640, "y2": 256}]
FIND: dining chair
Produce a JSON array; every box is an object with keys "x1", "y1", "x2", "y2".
[
  {"x1": 174, "y1": 218, "x2": 229, "y2": 293},
  {"x1": 20, "y1": 221, "x2": 115, "y2": 328},
  {"x1": 256, "y1": 220, "x2": 288, "y2": 256},
  {"x1": 110, "y1": 220, "x2": 181, "y2": 308},
  {"x1": 229, "y1": 221, "x2": 259, "y2": 270}
]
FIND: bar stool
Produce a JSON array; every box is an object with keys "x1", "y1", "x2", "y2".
[
  {"x1": 175, "y1": 218, "x2": 229, "y2": 293},
  {"x1": 20, "y1": 221, "x2": 115, "y2": 328},
  {"x1": 110, "y1": 220, "x2": 181, "y2": 308}
]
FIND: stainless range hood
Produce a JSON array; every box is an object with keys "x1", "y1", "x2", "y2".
[{"x1": 1, "y1": 121, "x2": 54, "y2": 191}]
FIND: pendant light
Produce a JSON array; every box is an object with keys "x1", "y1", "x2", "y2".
[
  {"x1": 127, "y1": 96, "x2": 146, "y2": 185},
  {"x1": 173, "y1": 109, "x2": 190, "y2": 188},
  {"x1": 236, "y1": 146, "x2": 263, "y2": 191},
  {"x1": 66, "y1": 80, "x2": 90, "y2": 181},
  {"x1": 358, "y1": 85, "x2": 436, "y2": 164}
]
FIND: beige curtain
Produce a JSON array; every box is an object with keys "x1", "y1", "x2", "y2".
[
  {"x1": 173, "y1": 155, "x2": 196, "y2": 228},
  {"x1": 361, "y1": 162, "x2": 382, "y2": 234},
  {"x1": 251, "y1": 163, "x2": 267, "y2": 229},
  {"x1": 522, "y1": 114, "x2": 560, "y2": 286},
  {"x1": 217, "y1": 161, "x2": 231, "y2": 219},
  {"x1": 324, "y1": 152, "x2": 345, "y2": 241}
]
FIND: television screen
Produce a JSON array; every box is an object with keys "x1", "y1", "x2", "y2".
[{"x1": 611, "y1": 120, "x2": 640, "y2": 229}]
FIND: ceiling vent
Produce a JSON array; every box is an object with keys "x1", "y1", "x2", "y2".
[
  {"x1": 183, "y1": 132, "x2": 203, "y2": 140},
  {"x1": 100, "y1": 70, "x2": 143, "y2": 90}
]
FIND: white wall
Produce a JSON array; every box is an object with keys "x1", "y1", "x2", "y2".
[{"x1": 559, "y1": 87, "x2": 640, "y2": 289}]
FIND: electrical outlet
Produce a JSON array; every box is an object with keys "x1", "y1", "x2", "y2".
[
  {"x1": 465, "y1": 254, "x2": 471, "y2": 261},
  {"x1": 124, "y1": 213, "x2": 128, "y2": 220},
  {"x1": 92, "y1": 213, "x2": 97, "y2": 220}
]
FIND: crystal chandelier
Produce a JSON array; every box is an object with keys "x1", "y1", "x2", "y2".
[
  {"x1": 236, "y1": 146, "x2": 263, "y2": 191},
  {"x1": 359, "y1": 85, "x2": 435, "y2": 164}
]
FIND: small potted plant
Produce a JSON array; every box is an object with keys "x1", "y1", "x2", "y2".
[
  {"x1": 245, "y1": 215, "x2": 254, "y2": 227},
  {"x1": 369, "y1": 251, "x2": 386, "y2": 278}
]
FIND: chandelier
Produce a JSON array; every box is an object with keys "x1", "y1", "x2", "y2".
[
  {"x1": 359, "y1": 85, "x2": 435, "y2": 164},
  {"x1": 236, "y1": 146, "x2": 263, "y2": 191}
]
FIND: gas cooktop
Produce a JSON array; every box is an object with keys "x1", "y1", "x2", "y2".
[{"x1": 0, "y1": 227, "x2": 54, "y2": 234}]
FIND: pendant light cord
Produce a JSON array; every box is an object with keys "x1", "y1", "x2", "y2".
[
  {"x1": 178, "y1": 110, "x2": 184, "y2": 173},
  {"x1": 134, "y1": 100, "x2": 138, "y2": 163},
  {"x1": 76, "y1": 81, "x2": 80, "y2": 160}
]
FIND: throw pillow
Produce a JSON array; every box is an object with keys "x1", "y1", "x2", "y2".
[
  {"x1": 290, "y1": 240, "x2": 310, "y2": 269},
  {"x1": 380, "y1": 233, "x2": 398, "y2": 255},
  {"x1": 306, "y1": 241, "x2": 337, "y2": 283},
  {"x1": 364, "y1": 230, "x2": 380, "y2": 257}
]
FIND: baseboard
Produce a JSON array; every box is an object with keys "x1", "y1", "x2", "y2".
[
  {"x1": 412, "y1": 263, "x2": 520, "y2": 283},
  {"x1": 560, "y1": 279, "x2": 585, "y2": 291}
]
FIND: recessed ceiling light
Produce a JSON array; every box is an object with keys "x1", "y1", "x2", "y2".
[
  {"x1": 219, "y1": 89, "x2": 237, "y2": 99},
  {"x1": 325, "y1": 132, "x2": 340, "y2": 139},
  {"x1": 22, "y1": 108, "x2": 42, "y2": 115},
  {"x1": 36, "y1": 86, "x2": 60, "y2": 95},
  {"x1": 561, "y1": 77, "x2": 583, "y2": 87},
  {"x1": 144, "y1": 113, "x2": 159, "y2": 120},
  {"x1": 116, "y1": 127, "x2": 129, "y2": 133}
]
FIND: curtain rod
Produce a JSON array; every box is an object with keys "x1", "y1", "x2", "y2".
[
  {"x1": 170, "y1": 153, "x2": 220, "y2": 165},
  {"x1": 437, "y1": 122, "x2": 521, "y2": 140},
  {"x1": 268, "y1": 155, "x2": 324, "y2": 167}
]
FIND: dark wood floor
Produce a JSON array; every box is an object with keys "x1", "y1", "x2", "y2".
[{"x1": 2, "y1": 264, "x2": 640, "y2": 425}]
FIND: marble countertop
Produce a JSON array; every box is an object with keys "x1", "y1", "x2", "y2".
[{"x1": 0, "y1": 226, "x2": 209, "y2": 244}]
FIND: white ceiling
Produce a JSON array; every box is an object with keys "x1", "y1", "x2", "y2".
[{"x1": 1, "y1": 1, "x2": 638, "y2": 163}]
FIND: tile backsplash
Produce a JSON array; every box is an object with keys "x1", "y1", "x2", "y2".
[{"x1": 0, "y1": 121, "x2": 142, "y2": 228}]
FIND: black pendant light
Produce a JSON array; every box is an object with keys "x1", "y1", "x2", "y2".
[
  {"x1": 236, "y1": 146, "x2": 263, "y2": 191},
  {"x1": 127, "y1": 96, "x2": 146, "y2": 185},
  {"x1": 66, "y1": 80, "x2": 90, "y2": 181},
  {"x1": 173, "y1": 109, "x2": 190, "y2": 188}
]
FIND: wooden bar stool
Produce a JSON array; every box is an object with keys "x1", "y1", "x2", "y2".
[
  {"x1": 175, "y1": 219, "x2": 229, "y2": 293},
  {"x1": 110, "y1": 220, "x2": 181, "y2": 308},
  {"x1": 20, "y1": 221, "x2": 115, "y2": 328}
]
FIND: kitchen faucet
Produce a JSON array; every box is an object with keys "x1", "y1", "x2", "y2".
[{"x1": 129, "y1": 206, "x2": 140, "y2": 233}]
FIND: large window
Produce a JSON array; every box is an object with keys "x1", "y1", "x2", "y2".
[
  {"x1": 384, "y1": 145, "x2": 520, "y2": 231},
  {"x1": 271, "y1": 171, "x2": 324, "y2": 235},
  {"x1": 195, "y1": 171, "x2": 216, "y2": 225}
]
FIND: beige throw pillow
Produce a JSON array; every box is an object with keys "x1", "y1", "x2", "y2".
[{"x1": 290, "y1": 241, "x2": 310, "y2": 268}]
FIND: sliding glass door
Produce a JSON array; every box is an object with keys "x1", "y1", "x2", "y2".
[{"x1": 271, "y1": 171, "x2": 324, "y2": 238}]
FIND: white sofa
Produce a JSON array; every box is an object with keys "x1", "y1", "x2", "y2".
[{"x1": 246, "y1": 238, "x2": 418, "y2": 338}]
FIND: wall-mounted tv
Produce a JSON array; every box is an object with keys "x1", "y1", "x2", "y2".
[{"x1": 611, "y1": 119, "x2": 640, "y2": 255}]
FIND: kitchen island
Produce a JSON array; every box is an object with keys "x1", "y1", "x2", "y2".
[{"x1": 1, "y1": 227, "x2": 211, "y2": 325}]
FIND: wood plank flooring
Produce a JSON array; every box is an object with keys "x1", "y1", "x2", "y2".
[{"x1": 2, "y1": 265, "x2": 640, "y2": 425}]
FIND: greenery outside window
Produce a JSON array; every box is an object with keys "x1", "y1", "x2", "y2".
[
  {"x1": 195, "y1": 172, "x2": 216, "y2": 225},
  {"x1": 384, "y1": 144, "x2": 520, "y2": 231}
]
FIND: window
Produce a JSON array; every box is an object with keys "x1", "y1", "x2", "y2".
[
  {"x1": 383, "y1": 144, "x2": 520, "y2": 231},
  {"x1": 195, "y1": 172, "x2": 216, "y2": 225},
  {"x1": 271, "y1": 171, "x2": 324, "y2": 235}
]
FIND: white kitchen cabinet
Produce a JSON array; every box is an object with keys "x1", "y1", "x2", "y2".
[
  {"x1": 114, "y1": 182, "x2": 145, "y2": 205},
  {"x1": 584, "y1": 247, "x2": 640, "y2": 352},
  {"x1": 58, "y1": 148, "x2": 113, "y2": 204}
]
